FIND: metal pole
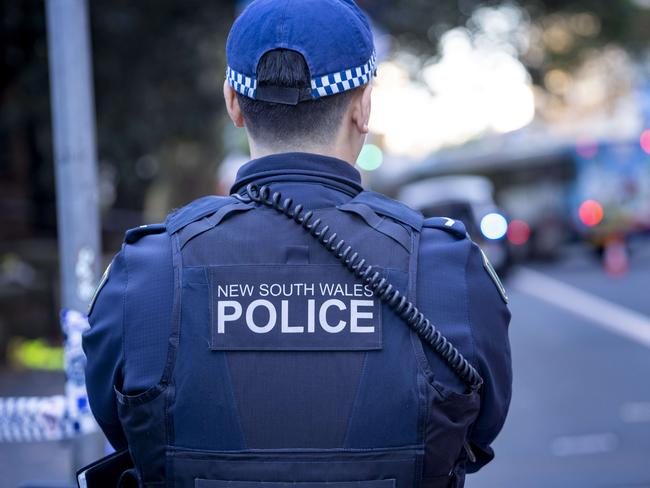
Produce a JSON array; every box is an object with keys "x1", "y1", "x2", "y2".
[{"x1": 45, "y1": 0, "x2": 104, "y2": 475}]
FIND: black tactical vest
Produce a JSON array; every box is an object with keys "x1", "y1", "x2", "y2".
[{"x1": 114, "y1": 191, "x2": 480, "y2": 488}]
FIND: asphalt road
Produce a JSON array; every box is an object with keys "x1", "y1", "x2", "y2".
[
  {"x1": 1, "y1": 241, "x2": 650, "y2": 487},
  {"x1": 467, "y1": 240, "x2": 650, "y2": 488}
]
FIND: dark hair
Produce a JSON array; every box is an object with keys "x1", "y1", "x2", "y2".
[{"x1": 237, "y1": 49, "x2": 357, "y2": 146}]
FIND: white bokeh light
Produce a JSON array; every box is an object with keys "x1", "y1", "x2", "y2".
[
  {"x1": 370, "y1": 7, "x2": 535, "y2": 157},
  {"x1": 480, "y1": 213, "x2": 509, "y2": 240}
]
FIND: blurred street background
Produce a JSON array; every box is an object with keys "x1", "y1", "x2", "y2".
[{"x1": 2, "y1": 0, "x2": 650, "y2": 486}]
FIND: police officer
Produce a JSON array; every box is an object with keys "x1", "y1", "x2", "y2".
[{"x1": 83, "y1": 1, "x2": 512, "y2": 487}]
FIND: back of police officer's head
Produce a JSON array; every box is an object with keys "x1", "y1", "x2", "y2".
[
  {"x1": 223, "y1": 0, "x2": 375, "y2": 163},
  {"x1": 224, "y1": 50, "x2": 372, "y2": 163}
]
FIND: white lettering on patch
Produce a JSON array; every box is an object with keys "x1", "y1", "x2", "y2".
[
  {"x1": 217, "y1": 301, "x2": 242, "y2": 334},
  {"x1": 245, "y1": 299, "x2": 276, "y2": 333},
  {"x1": 319, "y1": 299, "x2": 347, "y2": 333},
  {"x1": 209, "y1": 266, "x2": 383, "y2": 351},
  {"x1": 351, "y1": 300, "x2": 375, "y2": 333},
  {"x1": 215, "y1": 292, "x2": 377, "y2": 335}
]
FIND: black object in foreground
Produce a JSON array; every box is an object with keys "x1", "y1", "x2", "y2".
[{"x1": 77, "y1": 449, "x2": 134, "y2": 488}]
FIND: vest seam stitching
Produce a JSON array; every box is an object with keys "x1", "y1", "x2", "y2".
[
  {"x1": 408, "y1": 229, "x2": 427, "y2": 485},
  {"x1": 222, "y1": 353, "x2": 249, "y2": 449},
  {"x1": 460, "y1": 241, "x2": 480, "y2": 474},
  {"x1": 121, "y1": 244, "x2": 129, "y2": 391},
  {"x1": 463, "y1": 242, "x2": 479, "y2": 374},
  {"x1": 164, "y1": 233, "x2": 183, "y2": 458},
  {"x1": 341, "y1": 351, "x2": 369, "y2": 447}
]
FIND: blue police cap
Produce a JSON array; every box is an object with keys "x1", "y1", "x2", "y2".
[{"x1": 226, "y1": 0, "x2": 376, "y2": 105}]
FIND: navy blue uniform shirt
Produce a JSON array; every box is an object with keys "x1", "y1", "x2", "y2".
[{"x1": 83, "y1": 152, "x2": 512, "y2": 472}]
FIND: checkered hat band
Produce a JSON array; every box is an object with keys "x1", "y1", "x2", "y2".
[
  {"x1": 226, "y1": 66, "x2": 258, "y2": 99},
  {"x1": 310, "y1": 51, "x2": 377, "y2": 98},
  {"x1": 227, "y1": 51, "x2": 376, "y2": 101}
]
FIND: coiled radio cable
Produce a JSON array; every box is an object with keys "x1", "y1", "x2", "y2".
[{"x1": 242, "y1": 184, "x2": 484, "y2": 391}]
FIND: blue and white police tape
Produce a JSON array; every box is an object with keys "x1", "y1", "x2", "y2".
[
  {"x1": 0, "y1": 309, "x2": 97, "y2": 442},
  {"x1": 0, "y1": 395, "x2": 69, "y2": 442},
  {"x1": 61, "y1": 309, "x2": 97, "y2": 436}
]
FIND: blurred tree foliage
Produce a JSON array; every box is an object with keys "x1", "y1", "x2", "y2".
[
  {"x1": 90, "y1": 0, "x2": 235, "y2": 221},
  {"x1": 360, "y1": 0, "x2": 650, "y2": 75},
  {"x1": 89, "y1": 0, "x2": 649, "y2": 223},
  {"x1": 3, "y1": 0, "x2": 650, "y2": 233},
  {"x1": 0, "y1": 0, "x2": 56, "y2": 237},
  {"x1": 362, "y1": 0, "x2": 647, "y2": 51}
]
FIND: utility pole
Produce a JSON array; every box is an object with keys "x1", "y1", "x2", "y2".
[{"x1": 45, "y1": 0, "x2": 104, "y2": 476}]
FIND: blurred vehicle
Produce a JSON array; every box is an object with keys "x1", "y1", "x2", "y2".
[
  {"x1": 382, "y1": 134, "x2": 578, "y2": 263},
  {"x1": 570, "y1": 140, "x2": 650, "y2": 255},
  {"x1": 397, "y1": 175, "x2": 511, "y2": 275},
  {"x1": 499, "y1": 181, "x2": 567, "y2": 261}
]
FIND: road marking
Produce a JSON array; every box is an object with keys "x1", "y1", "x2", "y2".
[
  {"x1": 511, "y1": 268, "x2": 650, "y2": 349},
  {"x1": 550, "y1": 433, "x2": 618, "y2": 457},
  {"x1": 620, "y1": 402, "x2": 650, "y2": 423}
]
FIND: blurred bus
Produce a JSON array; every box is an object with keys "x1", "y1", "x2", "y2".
[
  {"x1": 570, "y1": 139, "x2": 650, "y2": 254},
  {"x1": 386, "y1": 132, "x2": 650, "y2": 262}
]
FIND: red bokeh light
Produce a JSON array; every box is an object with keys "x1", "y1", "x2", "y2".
[
  {"x1": 507, "y1": 220, "x2": 531, "y2": 245},
  {"x1": 578, "y1": 200, "x2": 604, "y2": 227},
  {"x1": 641, "y1": 130, "x2": 650, "y2": 155},
  {"x1": 576, "y1": 138, "x2": 599, "y2": 159}
]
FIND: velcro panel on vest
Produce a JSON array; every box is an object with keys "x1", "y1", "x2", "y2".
[
  {"x1": 195, "y1": 480, "x2": 396, "y2": 488},
  {"x1": 345, "y1": 191, "x2": 423, "y2": 231},
  {"x1": 423, "y1": 217, "x2": 468, "y2": 239},
  {"x1": 166, "y1": 196, "x2": 239, "y2": 235}
]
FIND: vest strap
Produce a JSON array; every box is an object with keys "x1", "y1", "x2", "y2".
[
  {"x1": 162, "y1": 232, "x2": 183, "y2": 386},
  {"x1": 179, "y1": 202, "x2": 255, "y2": 249},
  {"x1": 166, "y1": 196, "x2": 240, "y2": 235},
  {"x1": 343, "y1": 191, "x2": 424, "y2": 231},
  {"x1": 337, "y1": 202, "x2": 411, "y2": 252}
]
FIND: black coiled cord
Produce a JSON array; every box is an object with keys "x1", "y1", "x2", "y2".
[{"x1": 242, "y1": 183, "x2": 483, "y2": 391}]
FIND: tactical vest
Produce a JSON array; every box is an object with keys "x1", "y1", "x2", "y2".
[{"x1": 114, "y1": 190, "x2": 480, "y2": 488}]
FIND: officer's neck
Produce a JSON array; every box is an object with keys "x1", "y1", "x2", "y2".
[{"x1": 248, "y1": 140, "x2": 359, "y2": 167}]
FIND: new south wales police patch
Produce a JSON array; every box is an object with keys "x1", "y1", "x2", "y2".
[{"x1": 208, "y1": 264, "x2": 383, "y2": 351}]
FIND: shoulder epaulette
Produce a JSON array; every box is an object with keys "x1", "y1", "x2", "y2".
[
  {"x1": 423, "y1": 217, "x2": 468, "y2": 239},
  {"x1": 345, "y1": 191, "x2": 423, "y2": 231},
  {"x1": 165, "y1": 195, "x2": 237, "y2": 235},
  {"x1": 124, "y1": 223, "x2": 166, "y2": 244}
]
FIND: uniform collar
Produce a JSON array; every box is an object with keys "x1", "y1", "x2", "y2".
[{"x1": 230, "y1": 152, "x2": 363, "y2": 196}]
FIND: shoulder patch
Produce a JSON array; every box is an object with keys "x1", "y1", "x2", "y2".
[
  {"x1": 124, "y1": 223, "x2": 166, "y2": 244},
  {"x1": 479, "y1": 248, "x2": 508, "y2": 304},
  {"x1": 87, "y1": 262, "x2": 111, "y2": 316},
  {"x1": 423, "y1": 217, "x2": 468, "y2": 239}
]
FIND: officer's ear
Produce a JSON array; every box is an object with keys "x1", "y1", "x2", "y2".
[
  {"x1": 350, "y1": 83, "x2": 372, "y2": 135},
  {"x1": 224, "y1": 81, "x2": 245, "y2": 128}
]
